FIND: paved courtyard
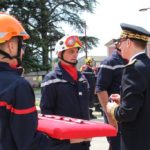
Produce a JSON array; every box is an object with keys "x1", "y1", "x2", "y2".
[{"x1": 90, "y1": 137, "x2": 109, "y2": 150}]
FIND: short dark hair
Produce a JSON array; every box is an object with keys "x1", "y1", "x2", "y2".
[{"x1": 130, "y1": 38, "x2": 147, "y2": 49}]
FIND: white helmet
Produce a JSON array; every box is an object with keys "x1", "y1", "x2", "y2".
[{"x1": 55, "y1": 35, "x2": 82, "y2": 54}]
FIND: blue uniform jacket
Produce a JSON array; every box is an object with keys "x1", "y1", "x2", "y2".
[
  {"x1": 0, "y1": 62, "x2": 70, "y2": 150},
  {"x1": 96, "y1": 50, "x2": 127, "y2": 96},
  {"x1": 81, "y1": 65, "x2": 96, "y2": 106},
  {"x1": 40, "y1": 63, "x2": 90, "y2": 150},
  {"x1": 40, "y1": 62, "x2": 90, "y2": 120},
  {"x1": 114, "y1": 53, "x2": 150, "y2": 150}
]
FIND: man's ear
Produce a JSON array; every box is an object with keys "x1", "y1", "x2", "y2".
[
  {"x1": 7, "y1": 41, "x2": 14, "y2": 54},
  {"x1": 126, "y1": 39, "x2": 131, "y2": 48}
]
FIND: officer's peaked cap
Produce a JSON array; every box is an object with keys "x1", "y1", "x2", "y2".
[
  {"x1": 120, "y1": 23, "x2": 150, "y2": 42},
  {"x1": 113, "y1": 38, "x2": 120, "y2": 44}
]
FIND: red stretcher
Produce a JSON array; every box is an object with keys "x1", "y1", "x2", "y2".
[{"x1": 37, "y1": 114, "x2": 117, "y2": 140}]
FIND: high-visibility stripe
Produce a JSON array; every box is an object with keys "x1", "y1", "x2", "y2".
[
  {"x1": 0, "y1": 101, "x2": 37, "y2": 115},
  {"x1": 41, "y1": 78, "x2": 67, "y2": 87},
  {"x1": 41, "y1": 76, "x2": 87, "y2": 87},
  {"x1": 83, "y1": 72, "x2": 95, "y2": 75},
  {"x1": 11, "y1": 106, "x2": 36, "y2": 115},
  {"x1": 100, "y1": 64, "x2": 125, "y2": 70},
  {"x1": 79, "y1": 76, "x2": 86, "y2": 82},
  {"x1": 0, "y1": 32, "x2": 7, "y2": 38}
]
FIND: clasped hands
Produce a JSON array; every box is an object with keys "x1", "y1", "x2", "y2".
[
  {"x1": 106, "y1": 94, "x2": 121, "y2": 130},
  {"x1": 70, "y1": 94, "x2": 121, "y2": 143}
]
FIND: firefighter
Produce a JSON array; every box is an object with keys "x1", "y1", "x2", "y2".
[
  {"x1": 0, "y1": 12, "x2": 69, "y2": 150},
  {"x1": 40, "y1": 35, "x2": 91, "y2": 150},
  {"x1": 80, "y1": 57, "x2": 96, "y2": 119}
]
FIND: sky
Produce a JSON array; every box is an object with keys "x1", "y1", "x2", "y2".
[{"x1": 62, "y1": 0, "x2": 150, "y2": 58}]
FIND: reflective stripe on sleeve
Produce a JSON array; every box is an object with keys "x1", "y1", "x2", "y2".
[
  {"x1": 0, "y1": 101, "x2": 37, "y2": 115},
  {"x1": 100, "y1": 64, "x2": 125, "y2": 70}
]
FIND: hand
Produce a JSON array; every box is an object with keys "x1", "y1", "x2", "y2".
[
  {"x1": 110, "y1": 94, "x2": 120, "y2": 105},
  {"x1": 70, "y1": 138, "x2": 91, "y2": 143},
  {"x1": 106, "y1": 113, "x2": 118, "y2": 131},
  {"x1": 106, "y1": 102, "x2": 118, "y2": 113},
  {"x1": 106, "y1": 102, "x2": 119, "y2": 131}
]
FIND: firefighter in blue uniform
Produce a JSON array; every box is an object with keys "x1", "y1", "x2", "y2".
[
  {"x1": 96, "y1": 39, "x2": 128, "y2": 150},
  {"x1": 107, "y1": 23, "x2": 150, "y2": 150},
  {"x1": 80, "y1": 57, "x2": 96, "y2": 119},
  {"x1": 40, "y1": 35, "x2": 91, "y2": 150},
  {"x1": 0, "y1": 13, "x2": 70, "y2": 150}
]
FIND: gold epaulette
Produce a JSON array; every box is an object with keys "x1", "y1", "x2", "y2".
[{"x1": 125, "y1": 59, "x2": 137, "y2": 67}]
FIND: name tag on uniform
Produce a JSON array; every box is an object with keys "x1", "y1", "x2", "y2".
[{"x1": 79, "y1": 92, "x2": 82, "y2": 96}]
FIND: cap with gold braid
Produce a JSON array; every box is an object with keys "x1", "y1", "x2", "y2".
[{"x1": 120, "y1": 23, "x2": 150, "y2": 42}]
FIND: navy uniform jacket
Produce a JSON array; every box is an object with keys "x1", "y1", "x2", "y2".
[
  {"x1": 40, "y1": 62, "x2": 90, "y2": 150},
  {"x1": 96, "y1": 50, "x2": 127, "y2": 96},
  {"x1": 0, "y1": 62, "x2": 69, "y2": 150},
  {"x1": 82, "y1": 65, "x2": 95, "y2": 91},
  {"x1": 81, "y1": 65, "x2": 95, "y2": 105},
  {"x1": 95, "y1": 51, "x2": 127, "y2": 150},
  {"x1": 114, "y1": 53, "x2": 150, "y2": 150}
]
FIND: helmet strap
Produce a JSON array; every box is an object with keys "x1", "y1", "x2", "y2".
[
  {"x1": 59, "y1": 51, "x2": 78, "y2": 66},
  {"x1": 0, "y1": 50, "x2": 12, "y2": 59},
  {"x1": 0, "y1": 37, "x2": 23, "y2": 67},
  {"x1": 10, "y1": 37, "x2": 23, "y2": 67}
]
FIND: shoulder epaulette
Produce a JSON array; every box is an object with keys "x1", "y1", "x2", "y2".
[{"x1": 125, "y1": 59, "x2": 137, "y2": 67}]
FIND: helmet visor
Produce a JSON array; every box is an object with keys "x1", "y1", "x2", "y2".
[{"x1": 65, "y1": 36, "x2": 82, "y2": 48}]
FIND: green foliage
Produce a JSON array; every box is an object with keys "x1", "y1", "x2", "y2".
[{"x1": 0, "y1": 0, "x2": 99, "y2": 72}]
